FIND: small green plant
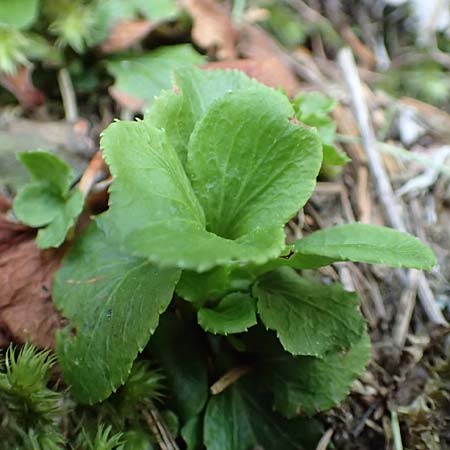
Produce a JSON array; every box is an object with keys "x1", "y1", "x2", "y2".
[
  {"x1": 0, "y1": 344, "x2": 164, "y2": 449},
  {"x1": 13, "y1": 68, "x2": 436, "y2": 449},
  {"x1": 0, "y1": 0, "x2": 181, "y2": 75},
  {"x1": 13, "y1": 151, "x2": 84, "y2": 248}
]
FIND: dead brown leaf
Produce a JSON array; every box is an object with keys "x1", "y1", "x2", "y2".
[
  {"x1": 204, "y1": 57, "x2": 300, "y2": 96},
  {"x1": 0, "y1": 65, "x2": 45, "y2": 108},
  {"x1": 109, "y1": 86, "x2": 146, "y2": 112},
  {"x1": 101, "y1": 19, "x2": 154, "y2": 54},
  {"x1": 0, "y1": 194, "x2": 11, "y2": 213},
  {"x1": 184, "y1": 0, "x2": 237, "y2": 60},
  {"x1": 0, "y1": 218, "x2": 64, "y2": 349}
]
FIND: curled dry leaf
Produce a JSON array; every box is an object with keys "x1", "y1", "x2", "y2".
[
  {"x1": 0, "y1": 65, "x2": 45, "y2": 108},
  {"x1": 0, "y1": 216, "x2": 64, "y2": 349},
  {"x1": 100, "y1": 19, "x2": 154, "y2": 54},
  {"x1": 184, "y1": 0, "x2": 237, "y2": 59},
  {"x1": 204, "y1": 58, "x2": 300, "y2": 96}
]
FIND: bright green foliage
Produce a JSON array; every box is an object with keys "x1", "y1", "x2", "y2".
[
  {"x1": 49, "y1": 69, "x2": 437, "y2": 449},
  {"x1": 13, "y1": 151, "x2": 84, "y2": 248},
  {"x1": 253, "y1": 267, "x2": 365, "y2": 357},
  {"x1": 0, "y1": 344, "x2": 65, "y2": 450},
  {"x1": 54, "y1": 224, "x2": 180, "y2": 403},
  {"x1": 99, "y1": 69, "x2": 322, "y2": 272},
  {"x1": 145, "y1": 69, "x2": 262, "y2": 166},
  {"x1": 46, "y1": 0, "x2": 96, "y2": 52},
  {"x1": 198, "y1": 293, "x2": 257, "y2": 335},
  {"x1": 88, "y1": 425, "x2": 124, "y2": 450},
  {"x1": 203, "y1": 380, "x2": 324, "y2": 450},
  {"x1": 107, "y1": 45, "x2": 204, "y2": 111},
  {"x1": 0, "y1": 26, "x2": 30, "y2": 73},
  {"x1": 293, "y1": 223, "x2": 437, "y2": 270},
  {"x1": 293, "y1": 91, "x2": 350, "y2": 166},
  {"x1": 186, "y1": 89, "x2": 319, "y2": 239},
  {"x1": 0, "y1": 0, "x2": 39, "y2": 29},
  {"x1": 131, "y1": 0, "x2": 179, "y2": 21},
  {"x1": 94, "y1": 0, "x2": 179, "y2": 43},
  {"x1": 0, "y1": 344, "x2": 164, "y2": 449}
]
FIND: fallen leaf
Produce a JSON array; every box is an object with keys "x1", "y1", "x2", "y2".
[
  {"x1": 100, "y1": 19, "x2": 154, "y2": 54},
  {"x1": 204, "y1": 57, "x2": 300, "y2": 96},
  {"x1": 237, "y1": 24, "x2": 300, "y2": 95},
  {"x1": 184, "y1": 0, "x2": 237, "y2": 59},
  {"x1": 0, "y1": 65, "x2": 45, "y2": 108},
  {"x1": 107, "y1": 44, "x2": 204, "y2": 112},
  {"x1": 0, "y1": 217, "x2": 64, "y2": 349},
  {"x1": 0, "y1": 194, "x2": 11, "y2": 213},
  {"x1": 238, "y1": 24, "x2": 285, "y2": 61},
  {"x1": 109, "y1": 86, "x2": 147, "y2": 112}
]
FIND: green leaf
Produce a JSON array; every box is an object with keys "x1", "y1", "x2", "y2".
[
  {"x1": 245, "y1": 326, "x2": 371, "y2": 416},
  {"x1": 293, "y1": 92, "x2": 337, "y2": 116},
  {"x1": 13, "y1": 151, "x2": 84, "y2": 248},
  {"x1": 101, "y1": 71, "x2": 322, "y2": 272},
  {"x1": 301, "y1": 113, "x2": 336, "y2": 144},
  {"x1": 35, "y1": 188, "x2": 84, "y2": 248},
  {"x1": 280, "y1": 253, "x2": 336, "y2": 270},
  {"x1": 13, "y1": 183, "x2": 64, "y2": 227},
  {"x1": 107, "y1": 45, "x2": 204, "y2": 111},
  {"x1": 53, "y1": 224, "x2": 180, "y2": 403},
  {"x1": 176, "y1": 267, "x2": 240, "y2": 303},
  {"x1": 0, "y1": 0, "x2": 38, "y2": 30},
  {"x1": 181, "y1": 416, "x2": 203, "y2": 450},
  {"x1": 149, "y1": 313, "x2": 208, "y2": 421},
  {"x1": 198, "y1": 293, "x2": 257, "y2": 335},
  {"x1": 132, "y1": 0, "x2": 179, "y2": 21},
  {"x1": 273, "y1": 333, "x2": 371, "y2": 415},
  {"x1": 17, "y1": 150, "x2": 73, "y2": 195},
  {"x1": 100, "y1": 120, "x2": 286, "y2": 271},
  {"x1": 187, "y1": 88, "x2": 322, "y2": 239},
  {"x1": 253, "y1": 267, "x2": 365, "y2": 357},
  {"x1": 146, "y1": 68, "x2": 261, "y2": 166},
  {"x1": 322, "y1": 144, "x2": 351, "y2": 166},
  {"x1": 294, "y1": 223, "x2": 437, "y2": 270},
  {"x1": 203, "y1": 381, "x2": 323, "y2": 450}
]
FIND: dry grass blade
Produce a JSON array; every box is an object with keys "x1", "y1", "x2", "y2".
[{"x1": 337, "y1": 47, "x2": 447, "y2": 326}]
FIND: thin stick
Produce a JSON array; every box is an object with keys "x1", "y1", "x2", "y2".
[
  {"x1": 58, "y1": 68, "x2": 78, "y2": 122},
  {"x1": 77, "y1": 151, "x2": 106, "y2": 198},
  {"x1": 393, "y1": 269, "x2": 419, "y2": 348},
  {"x1": 142, "y1": 403, "x2": 180, "y2": 450},
  {"x1": 337, "y1": 47, "x2": 447, "y2": 326},
  {"x1": 210, "y1": 366, "x2": 250, "y2": 395},
  {"x1": 391, "y1": 410, "x2": 404, "y2": 450},
  {"x1": 338, "y1": 48, "x2": 404, "y2": 232},
  {"x1": 315, "y1": 428, "x2": 334, "y2": 450}
]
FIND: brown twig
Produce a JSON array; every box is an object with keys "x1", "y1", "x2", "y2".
[
  {"x1": 393, "y1": 269, "x2": 419, "y2": 348},
  {"x1": 58, "y1": 68, "x2": 78, "y2": 122},
  {"x1": 142, "y1": 403, "x2": 180, "y2": 450},
  {"x1": 337, "y1": 47, "x2": 447, "y2": 326},
  {"x1": 210, "y1": 366, "x2": 251, "y2": 395},
  {"x1": 77, "y1": 151, "x2": 107, "y2": 198},
  {"x1": 315, "y1": 428, "x2": 334, "y2": 450}
]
